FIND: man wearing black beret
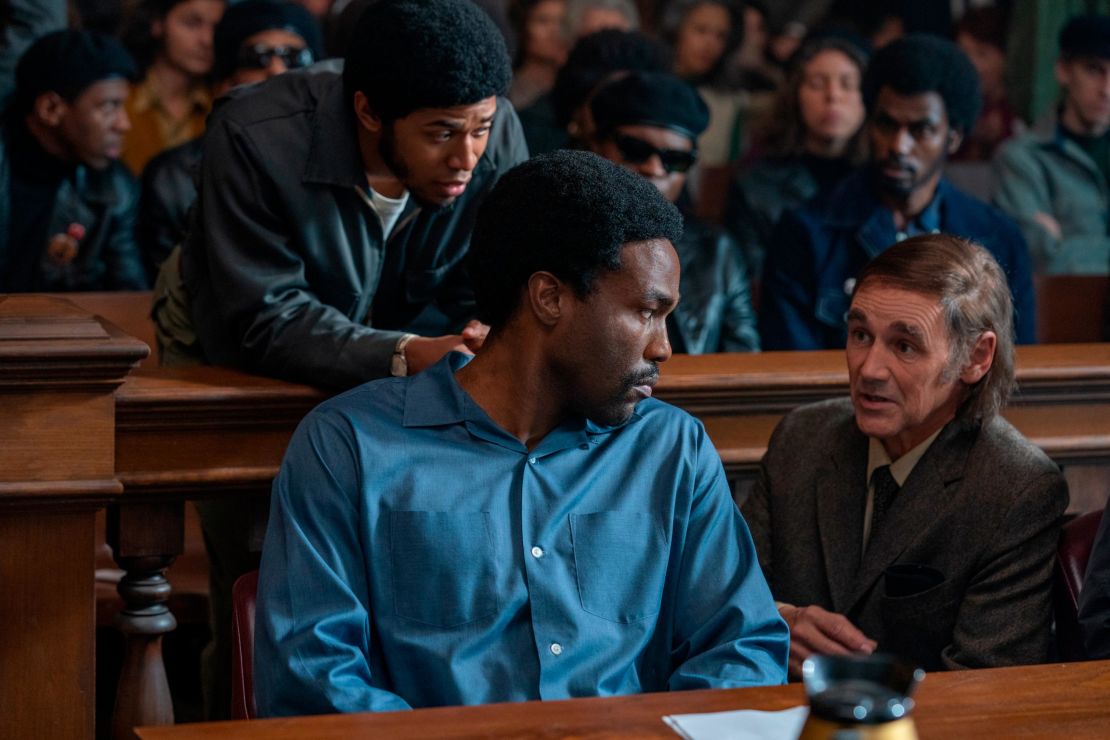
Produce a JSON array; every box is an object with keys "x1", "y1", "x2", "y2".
[
  {"x1": 0, "y1": 29, "x2": 147, "y2": 292},
  {"x1": 588, "y1": 71, "x2": 759, "y2": 353},
  {"x1": 994, "y1": 15, "x2": 1110, "y2": 276}
]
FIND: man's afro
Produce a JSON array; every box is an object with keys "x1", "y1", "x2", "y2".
[
  {"x1": 862, "y1": 33, "x2": 982, "y2": 135},
  {"x1": 344, "y1": 0, "x2": 512, "y2": 120},
  {"x1": 469, "y1": 150, "x2": 683, "y2": 330}
]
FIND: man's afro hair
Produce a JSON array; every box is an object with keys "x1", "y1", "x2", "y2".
[
  {"x1": 862, "y1": 33, "x2": 982, "y2": 135},
  {"x1": 469, "y1": 150, "x2": 683, "y2": 330},
  {"x1": 343, "y1": 0, "x2": 511, "y2": 120}
]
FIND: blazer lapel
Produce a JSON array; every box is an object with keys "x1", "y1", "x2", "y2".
[
  {"x1": 844, "y1": 420, "x2": 974, "y2": 614},
  {"x1": 816, "y1": 424, "x2": 869, "y2": 613}
]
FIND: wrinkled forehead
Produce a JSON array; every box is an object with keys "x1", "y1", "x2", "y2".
[{"x1": 849, "y1": 281, "x2": 946, "y2": 332}]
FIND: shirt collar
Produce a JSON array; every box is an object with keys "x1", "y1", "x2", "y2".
[
  {"x1": 402, "y1": 352, "x2": 639, "y2": 453},
  {"x1": 130, "y1": 76, "x2": 211, "y2": 115},
  {"x1": 893, "y1": 187, "x2": 943, "y2": 241},
  {"x1": 866, "y1": 427, "x2": 944, "y2": 487}
]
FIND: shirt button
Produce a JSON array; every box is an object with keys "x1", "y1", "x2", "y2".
[
  {"x1": 550, "y1": 642, "x2": 563, "y2": 656},
  {"x1": 531, "y1": 546, "x2": 545, "y2": 559},
  {"x1": 528, "y1": 457, "x2": 537, "y2": 465}
]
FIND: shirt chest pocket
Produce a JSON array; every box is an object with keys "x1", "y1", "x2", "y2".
[
  {"x1": 390, "y1": 511, "x2": 500, "y2": 628},
  {"x1": 570, "y1": 512, "x2": 669, "y2": 624}
]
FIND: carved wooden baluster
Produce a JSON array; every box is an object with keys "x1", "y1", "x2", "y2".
[{"x1": 108, "y1": 501, "x2": 184, "y2": 739}]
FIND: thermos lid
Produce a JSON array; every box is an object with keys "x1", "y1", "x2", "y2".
[{"x1": 802, "y1": 654, "x2": 925, "y2": 725}]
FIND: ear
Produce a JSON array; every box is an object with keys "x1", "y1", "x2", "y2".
[
  {"x1": 946, "y1": 126, "x2": 964, "y2": 155},
  {"x1": 1055, "y1": 59, "x2": 1070, "y2": 89},
  {"x1": 352, "y1": 91, "x2": 383, "y2": 135},
  {"x1": 526, "y1": 271, "x2": 570, "y2": 327},
  {"x1": 32, "y1": 91, "x2": 68, "y2": 127},
  {"x1": 959, "y1": 330, "x2": 996, "y2": 385},
  {"x1": 151, "y1": 17, "x2": 164, "y2": 41}
]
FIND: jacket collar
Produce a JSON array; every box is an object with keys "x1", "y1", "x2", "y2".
[
  {"x1": 402, "y1": 352, "x2": 632, "y2": 454},
  {"x1": 825, "y1": 170, "x2": 952, "y2": 258},
  {"x1": 303, "y1": 77, "x2": 366, "y2": 188},
  {"x1": 1024, "y1": 105, "x2": 1104, "y2": 179}
]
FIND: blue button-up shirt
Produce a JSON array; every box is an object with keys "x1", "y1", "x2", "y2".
[{"x1": 255, "y1": 353, "x2": 788, "y2": 717}]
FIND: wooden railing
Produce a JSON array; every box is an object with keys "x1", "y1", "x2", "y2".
[{"x1": 4, "y1": 293, "x2": 1110, "y2": 739}]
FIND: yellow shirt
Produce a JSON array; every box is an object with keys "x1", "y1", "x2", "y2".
[{"x1": 122, "y1": 76, "x2": 211, "y2": 175}]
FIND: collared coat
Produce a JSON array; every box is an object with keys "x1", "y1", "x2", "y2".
[
  {"x1": 181, "y1": 62, "x2": 529, "y2": 388},
  {"x1": 992, "y1": 112, "x2": 1110, "y2": 275},
  {"x1": 0, "y1": 127, "x2": 148, "y2": 292},
  {"x1": 742, "y1": 397, "x2": 1068, "y2": 671},
  {"x1": 668, "y1": 217, "x2": 759, "y2": 354}
]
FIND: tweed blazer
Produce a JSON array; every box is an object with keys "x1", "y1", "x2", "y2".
[{"x1": 742, "y1": 398, "x2": 1068, "y2": 671}]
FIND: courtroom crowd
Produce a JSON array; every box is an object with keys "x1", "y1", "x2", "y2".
[{"x1": 4, "y1": 0, "x2": 1110, "y2": 726}]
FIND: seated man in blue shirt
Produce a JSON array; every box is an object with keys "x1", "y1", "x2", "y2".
[
  {"x1": 760, "y1": 34, "x2": 1036, "y2": 349},
  {"x1": 255, "y1": 150, "x2": 789, "y2": 716}
]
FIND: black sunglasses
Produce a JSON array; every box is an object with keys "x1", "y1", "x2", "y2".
[
  {"x1": 237, "y1": 44, "x2": 315, "y2": 71},
  {"x1": 612, "y1": 133, "x2": 698, "y2": 174}
]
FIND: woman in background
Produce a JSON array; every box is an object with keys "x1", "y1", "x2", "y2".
[
  {"x1": 661, "y1": 0, "x2": 745, "y2": 168},
  {"x1": 508, "y1": 0, "x2": 568, "y2": 110},
  {"x1": 121, "y1": 0, "x2": 224, "y2": 175},
  {"x1": 724, "y1": 33, "x2": 867, "y2": 276}
]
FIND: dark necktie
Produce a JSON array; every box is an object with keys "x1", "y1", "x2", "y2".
[{"x1": 869, "y1": 465, "x2": 900, "y2": 544}]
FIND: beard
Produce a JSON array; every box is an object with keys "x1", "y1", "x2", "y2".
[{"x1": 580, "y1": 364, "x2": 661, "y2": 428}]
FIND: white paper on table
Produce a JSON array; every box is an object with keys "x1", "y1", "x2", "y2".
[{"x1": 662, "y1": 705, "x2": 809, "y2": 740}]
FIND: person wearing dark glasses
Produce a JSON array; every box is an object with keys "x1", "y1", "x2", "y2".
[
  {"x1": 136, "y1": 0, "x2": 322, "y2": 281},
  {"x1": 589, "y1": 70, "x2": 759, "y2": 352}
]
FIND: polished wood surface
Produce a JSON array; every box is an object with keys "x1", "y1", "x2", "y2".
[
  {"x1": 0, "y1": 295, "x2": 147, "y2": 740},
  {"x1": 66, "y1": 291, "x2": 157, "y2": 364},
  {"x1": 115, "y1": 367, "x2": 326, "y2": 498},
  {"x1": 135, "y1": 661, "x2": 1110, "y2": 739},
  {"x1": 1035, "y1": 275, "x2": 1109, "y2": 344}
]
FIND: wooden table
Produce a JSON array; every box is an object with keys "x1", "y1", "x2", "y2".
[{"x1": 134, "y1": 661, "x2": 1110, "y2": 739}]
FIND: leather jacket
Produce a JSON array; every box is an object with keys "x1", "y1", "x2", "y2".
[
  {"x1": 0, "y1": 122, "x2": 148, "y2": 292},
  {"x1": 760, "y1": 169, "x2": 1036, "y2": 350},
  {"x1": 668, "y1": 217, "x2": 760, "y2": 353},
  {"x1": 137, "y1": 136, "x2": 202, "y2": 282},
  {"x1": 180, "y1": 63, "x2": 529, "y2": 388}
]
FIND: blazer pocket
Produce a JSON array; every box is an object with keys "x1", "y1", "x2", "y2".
[
  {"x1": 570, "y1": 511, "x2": 668, "y2": 624},
  {"x1": 390, "y1": 511, "x2": 500, "y2": 627},
  {"x1": 879, "y1": 578, "x2": 960, "y2": 670}
]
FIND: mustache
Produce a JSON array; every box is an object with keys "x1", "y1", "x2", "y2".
[
  {"x1": 878, "y1": 156, "x2": 916, "y2": 174},
  {"x1": 622, "y1": 365, "x2": 660, "y2": 390}
]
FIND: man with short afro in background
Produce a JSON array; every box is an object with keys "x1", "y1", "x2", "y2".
[
  {"x1": 255, "y1": 150, "x2": 788, "y2": 716},
  {"x1": 0, "y1": 29, "x2": 146, "y2": 292},
  {"x1": 163, "y1": 0, "x2": 527, "y2": 385},
  {"x1": 759, "y1": 34, "x2": 1036, "y2": 350}
]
